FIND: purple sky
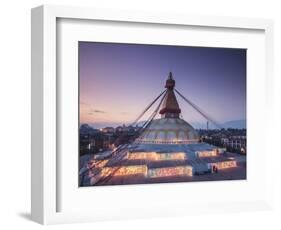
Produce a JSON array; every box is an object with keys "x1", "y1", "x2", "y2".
[{"x1": 79, "y1": 42, "x2": 246, "y2": 129}]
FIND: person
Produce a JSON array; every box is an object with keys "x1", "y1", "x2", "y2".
[{"x1": 213, "y1": 165, "x2": 218, "y2": 173}]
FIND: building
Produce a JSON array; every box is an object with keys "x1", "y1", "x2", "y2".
[
  {"x1": 101, "y1": 127, "x2": 115, "y2": 133},
  {"x1": 80, "y1": 73, "x2": 246, "y2": 186}
]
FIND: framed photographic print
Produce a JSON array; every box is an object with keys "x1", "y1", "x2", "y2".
[
  {"x1": 31, "y1": 5, "x2": 274, "y2": 224},
  {"x1": 78, "y1": 42, "x2": 246, "y2": 187}
]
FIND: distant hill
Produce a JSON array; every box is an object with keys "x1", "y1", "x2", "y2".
[
  {"x1": 191, "y1": 119, "x2": 246, "y2": 129},
  {"x1": 222, "y1": 119, "x2": 246, "y2": 129},
  {"x1": 137, "y1": 119, "x2": 247, "y2": 129},
  {"x1": 85, "y1": 119, "x2": 246, "y2": 130},
  {"x1": 190, "y1": 122, "x2": 208, "y2": 129}
]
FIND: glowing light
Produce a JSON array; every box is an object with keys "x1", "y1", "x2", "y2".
[
  {"x1": 101, "y1": 165, "x2": 148, "y2": 177},
  {"x1": 209, "y1": 160, "x2": 237, "y2": 170},
  {"x1": 196, "y1": 150, "x2": 217, "y2": 158},
  {"x1": 148, "y1": 166, "x2": 193, "y2": 178},
  {"x1": 127, "y1": 152, "x2": 186, "y2": 161},
  {"x1": 93, "y1": 159, "x2": 109, "y2": 168},
  {"x1": 127, "y1": 152, "x2": 156, "y2": 160},
  {"x1": 158, "y1": 152, "x2": 186, "y2": 160}
]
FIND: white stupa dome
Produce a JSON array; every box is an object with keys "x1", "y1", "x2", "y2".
[{"x1": 135, "y1": 118, "x2": 199, "y2": 144}]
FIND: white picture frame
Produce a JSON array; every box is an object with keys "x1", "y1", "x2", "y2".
[{"x1": 31, "y1": 5, "x2": 274, "y2": 225}]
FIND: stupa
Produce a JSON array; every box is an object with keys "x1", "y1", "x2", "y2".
[
  {"x1": 135, "y1": 72, "x2": 199, "y2": 145},
  {"x1": 80, "y1": 72, "x2": 240, "y2": 186}
]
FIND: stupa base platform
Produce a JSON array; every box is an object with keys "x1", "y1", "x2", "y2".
[
  {"x1": 89, "y1": 162, "x2": 246, "y2": 186},
  {"x1": 80, "y1": 151, "x2": 246, "y2": 186}
]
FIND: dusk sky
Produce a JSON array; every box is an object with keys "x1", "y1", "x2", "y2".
[{"x1": 79, "y1": 42, "x2": 246, "y2": 129}]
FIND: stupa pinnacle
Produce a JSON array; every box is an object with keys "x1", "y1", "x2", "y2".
[{"x1": 159, "y1": 72, "x2": 181, "y2": 118}]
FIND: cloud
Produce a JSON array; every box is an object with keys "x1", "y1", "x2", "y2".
[
  {"x1": 120, "y1": 112, "x2": 129, "y2": 115},
  {"x1": 90, "y1": 109, "x2": 106, "y2": 114},
  {"x1": 80, "y1": 101, "x2": 89, "y2": 106}
]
